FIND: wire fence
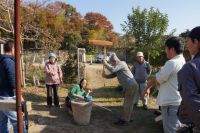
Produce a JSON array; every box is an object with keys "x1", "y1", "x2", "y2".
[
  {"x1": 23, "y1": 49, "x2": 86, "y2": 86},
  {"x1": 22, "y1": 48, "x2": 162, "y2": 87}
]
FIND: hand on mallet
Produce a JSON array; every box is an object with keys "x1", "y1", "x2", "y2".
[
  {"x1": 142, "y1": 88, "x2": 150, "y2": 97},
  {"x1": 102, "y1": 59, "x2": 106, "y2": 65},
  {"x1": 102, "y1": 70, "x2": 106, "y2": 78}
]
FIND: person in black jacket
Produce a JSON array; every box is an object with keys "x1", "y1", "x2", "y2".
[{"x1": 178, "y1": 26, "x2": 200, "y2": 132}]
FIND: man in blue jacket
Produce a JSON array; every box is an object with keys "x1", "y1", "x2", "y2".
[
  {"x1": 178, "y1": 26, "x2": 200, "y2": 132},
  {"x1": 0, "y1": 40, "x2": 26, "y2": 133},
  {"x1": 131, "y1": 52, "x2": 151, "y2": 110}
]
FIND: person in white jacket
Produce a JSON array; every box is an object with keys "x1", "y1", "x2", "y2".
[{"x1": 143, "y1": 37, "x2": 185, "y2": 133}]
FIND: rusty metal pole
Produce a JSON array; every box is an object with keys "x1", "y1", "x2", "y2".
[{"x1": 14, "y1": 0, "x2": 23, "y2": 133}]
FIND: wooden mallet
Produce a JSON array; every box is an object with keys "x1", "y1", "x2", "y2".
[
  {"x1": 89, "y1": 40, "x2": 113, "y2": 86},
  {"x1": 89, "y1": 39, "x2": 113, "y2": 69}
]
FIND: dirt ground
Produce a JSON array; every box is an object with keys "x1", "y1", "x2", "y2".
[
  {"x1": 85, "y1": 63, "x2": 119, "y2": 88},
  {"x1": 23, "y1": 63, "x2": 163, "y2": 133}
]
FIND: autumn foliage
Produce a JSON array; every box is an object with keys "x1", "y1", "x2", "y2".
[{"x1": 0, "y1": 0, "x2": 118, "y2": 51}]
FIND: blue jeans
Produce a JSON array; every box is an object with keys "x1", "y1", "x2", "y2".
[
  {"x1": 161, "y1": 105, "x2": 181, "y2": 133},
  {"x1": 133, "y1": 81, "x2": 148, "y2": 105},
  {"x1": 0, "y1": 96, "x2": 27, "y2": 133}
]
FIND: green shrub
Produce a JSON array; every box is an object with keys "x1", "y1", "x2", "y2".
[
  {"x1": 62, "y1": 53, "x2": 78, "y2": 84},
  {"x1": 25, "y1": 64, "x2": 45, "y2": 84}
]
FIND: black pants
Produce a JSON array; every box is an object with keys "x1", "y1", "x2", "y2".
[{"x1": 46, "y1": 84, "x2": 59, "y2": 106}]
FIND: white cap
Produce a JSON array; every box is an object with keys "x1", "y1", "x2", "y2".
[{"x1": 136, "y1": 52, "x2": 144, "y2": 57}]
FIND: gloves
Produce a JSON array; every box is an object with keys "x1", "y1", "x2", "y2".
[{"x1": 85, "y1": 96, "x2": 93, "y2": 101}]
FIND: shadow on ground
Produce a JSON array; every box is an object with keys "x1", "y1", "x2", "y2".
[
  {"x1": 28, "y1": 105, "x2": 163, "y2": 133},
  {"x1": 92, "y1": 86, "x2": 122, "y2": 98},
  {"x1": 23, "y1": 92, "x2": 46, "y2": 103}
]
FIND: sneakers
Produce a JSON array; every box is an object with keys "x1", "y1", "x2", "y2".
[
  {"x1": 133, "y1": 104, "x2": 148, "y2": 110},
  {"x1": 68, "y1": 109, "x2": 73, "y2": 115},
  {"x1": 114, "y1": 119, "x2": 128, "y2": 126},
  {"x1": 46, "y1": 105, "x2": 52, "y2": 108},
  {"x1": 129, "y1": 119, "x2": 133, "y2": 123},
  {"x1": 46, "y1": 105, "x2": 61, "y2": 108},
  {"x1": 55, "y1": 105, "x2": 61, "y2": 108},
  {"x1": 154, "y1": 110, "x2": 161, "y2": 116},
  {"x1": 143, "y1": 105, "x2": 148, "y2": 110},
  {"x1": 133, "y1": 104, "x2": 138, "y2": 108}
]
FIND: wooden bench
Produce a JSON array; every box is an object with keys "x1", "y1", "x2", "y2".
[{"x1": 0, "y1": 100, "x2": 32, "y2": 111}]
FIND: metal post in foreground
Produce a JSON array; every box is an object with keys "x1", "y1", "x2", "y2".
[{"x1": 14, "y1": 0, "x2": 23, "y2": 132}]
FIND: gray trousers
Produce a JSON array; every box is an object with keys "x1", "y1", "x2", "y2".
[
  {"x1": 121, "y1": 85, "x2": 138, "y2": 122},
  {"x1": 161, "y1": 105, "x2": 181, "y2": 133}
]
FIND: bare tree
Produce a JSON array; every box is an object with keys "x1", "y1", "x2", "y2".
[{"x1": 0, "y1": 0, "x2": 56, "y2": 87}]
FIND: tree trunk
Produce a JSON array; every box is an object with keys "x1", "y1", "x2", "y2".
[
  {"x1": 20, "y1": 39, "x2": 26, "y2": 88},
  {"x1": 147, "y1": 51, "x2": 150, "y2": 63}
]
